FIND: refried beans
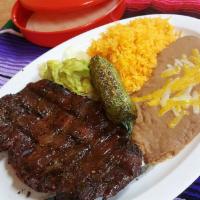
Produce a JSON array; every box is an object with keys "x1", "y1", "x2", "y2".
[{"x1": 132, "y1": 36, "x2": 200, "y2": 163}]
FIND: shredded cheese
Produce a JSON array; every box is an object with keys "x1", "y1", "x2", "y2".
[
  {"x1": 88, "y1": 18, "x2": 178, "y2": 93},
  {"x1": 132, "y1": 49, "x2": 200, "y2": 128}
]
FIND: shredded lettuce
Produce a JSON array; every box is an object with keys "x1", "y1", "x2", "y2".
[
  {"x1": 63, "y1": 46, "x2": 91, "y2": 62},
  {"x1": 40, "y1": 58, "x2": 95, "y2": 98}
]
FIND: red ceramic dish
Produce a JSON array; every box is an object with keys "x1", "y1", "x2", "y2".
[
  {"x1": 11, "y1": 0, "x2": 126, "y2": 47},
  {"x1": 19, "y1": 0, "x2": 108, "y2": 12}
]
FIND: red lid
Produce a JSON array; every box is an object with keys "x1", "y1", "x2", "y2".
[{"x1": 19, "y1": 0, "x2": 108, "y2": 12}]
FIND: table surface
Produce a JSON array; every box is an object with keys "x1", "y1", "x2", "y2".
[{"x1": 0, "y1": 0, "x2": 15, "y2": 27}]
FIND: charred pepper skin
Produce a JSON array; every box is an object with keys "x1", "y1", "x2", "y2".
[{"x1": 89, "y1": 55, "x2": 137, "y2": 134}]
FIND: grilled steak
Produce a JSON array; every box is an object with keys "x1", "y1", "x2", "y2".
[{"x1": 0, "y1": 80, "x2": 142, "y2": 200}]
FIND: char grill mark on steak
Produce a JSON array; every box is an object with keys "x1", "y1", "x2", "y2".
[
  {"x1": 0, "y1": 95, "x2": 37, "y2": 152},
  {"x1": 28, "y1": 80, "x2": 108, "y2": 128},
  {"x1": 0, "y1": 80, "x2": 142, "y2": 200}
]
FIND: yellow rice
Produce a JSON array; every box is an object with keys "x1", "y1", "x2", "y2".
[{"x1": 88, "y1": 18, "x2": 179, "y2": 93}]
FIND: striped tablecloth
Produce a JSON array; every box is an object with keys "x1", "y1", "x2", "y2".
[{"x1": 0, "y1": 5, "x2": 200, "y2": 200}]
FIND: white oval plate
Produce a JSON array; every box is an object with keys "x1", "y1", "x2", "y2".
[{"x1": 0, "y1": 14, "x2": 200, "y2": 200}]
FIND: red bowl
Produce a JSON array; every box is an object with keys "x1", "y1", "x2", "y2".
[
  {"x1": 11, "y1": 0, "x2": 126, "y2": 47},
  {"x1": 19, "y1": 0, "x2": 108, "y2": 13}
]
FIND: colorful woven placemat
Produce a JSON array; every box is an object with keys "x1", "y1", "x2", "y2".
[{"x1": 0, "y1": 2, "x2": 200, "y2": 200}]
